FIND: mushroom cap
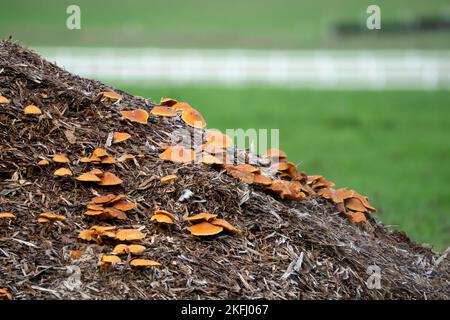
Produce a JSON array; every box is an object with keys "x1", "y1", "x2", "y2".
[
  {"x1": 253, "y1": 174, "x2": 272, "y2": 186},
  {"x1": 159, "y1": 146, "x2": 196, "y2": 163},
  {"x1": 93, "y1": 148, "x2": 108, "y2": 158},
  {"x1": 317, "y1": 187, "x2": 344, "y2": 203},
  {"x1": 89, "y1": 168, "x2": 104, "y2": 176},
  {"x1": 201, "y1": 154, "x2": 224, "y2": 165},
  {"x1": 0, "y1": 95, "x2": 10, "y2": 104},
  {"x1": 185, "y1": 212, "x2": 218, "y2": 222},
  {"x1": 97, "y1": 172, "x2": 123, "y2": 186},
  {"x1": 120, "y1": 109, "x2": 149, "y2": 124},
  {"x1": 38, "y1": 159, "x2": 49, "y2": 166},
  {"x1": 205, "y1": 130, "x2": 233, "y2": 148},
  {"x1": 39, "y1": 212, "x2": 66, "y2": 222},
  {"x1": 235, "y1": 164, "x2": 260, "y2": 174},
  {"x1": 186, "y1": 221, "x2": 223, "y2": 236},
  {"x1": 112, "y1": 132, "x2": 131, "y2": 143},
  {"x1": 160, "y1": 97, "x2": 178, "y2": 106},
  {"x1": 53, "y1": 168, "x2": 73, "y2": 176},
  {"x1": 102, "y1": 207, "x2": 128, "y2": 220},
  {"x1": 24, "y1": 105, "x2": 42, "y2": 115},
  {"x1": 345, "y1": 211, "x2": 367, "y2": 223},
  {"x1": 76, "y1": 172, "x2": 101, "y2": 182},
  {"x1": 151, "y1": 213, "x2": 174, "y2": 224},
  {"x1": 101, "y1": 156, "x2": 116, "y2": 164},
  {"x1": 307, "y1": 175, "x2": 323, "y2": 183},
  {"x1": 171, "y1": 102, "x2": 193, "y2": 112},
  {"x1": 345, "y1": 197, "x2": 367, "y2": 212},
  {"x1": 86, "y1": 204, "x2": 104, "y2": 211},
  {"x1": 0, "y1": 288, "x2": 13, "y2": 300},
  {"x1": 0, "y1": 212, "x2": 16, "y2": 219},
  {"x1": 78, "y1": 229, "x2": 96, "y2": 241},
  {"x1": 130, "y1": 259, "x2": 161, "y2": 267},
  {"x1": 110, "y1": 194, "x2": 128, "y2": 203},
  {"x1": 99, "y1": 91, "x2": 122, "y2": 100},
  {"x1": 160, "y1": 174, "x2": 178, "y2": 183},
  {"x1": 91, "y1": 194, "x2": 116, "y2": 204},
  {"x1": 99, "y1": 254, "x2": 122, "y2": 264},
  {"x1": 210, "y1": 219, "x2": 240, "y2": 234},
  {"x1": 113, "y1": 200, "x2": 136, "y2": 211},
  {"x1": 151, "y1": 106, "x2": 177, "y2": 117},
  {"x1": 181, "y1": 108, "x2": 206, "y2": 128},
  {"x1": 225, "y1": 166, "x2": 255, "y2": 184},
  {"x1": 154, "y1": 210, "x2": 176, "y2": 220},
  {"x1": 112, "y1": 244, "x2": 146, "y2": 255},
  {"x1": 84, "y1": 210, "x2": 104, "y2": 216},
  {"x1": 263, "y1": 148, "x2": 287, "y2": 159},
  {"x1": 90, "y1": 225, "x2": 118, "y2": 232},
  {"x1": 53, "y1": 154, "x2": 70, "y2": 163},
  {"x1": 115, "y1": 229, "x2": 145, "y2": 241},
  {"x1": 80, "y1": 157, "x2": 93, "y2": 163}
]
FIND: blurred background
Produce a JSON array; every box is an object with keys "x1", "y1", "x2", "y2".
[{"x1": 1, "y1": 0, "x2": 449, "y2": 251}]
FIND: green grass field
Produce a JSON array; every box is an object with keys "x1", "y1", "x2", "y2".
[
  {"x1": 1, "y1": 0, "x2": 450, "y2": 49},
  {"x1": 116, "y1": 85, "x2": 450, "y2": 251}
]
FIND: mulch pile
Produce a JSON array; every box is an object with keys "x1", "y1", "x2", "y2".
[{"x1": 0, "y1": 40, "x2": 449, "y2": 300}]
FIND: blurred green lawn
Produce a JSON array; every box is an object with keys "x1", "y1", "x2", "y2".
[
  {"x1": 118, "y1": 85, "x2": 450, "y2": 251},
  {"x1": 1, "y1": 0, "x2": 450, "y2": 49}
]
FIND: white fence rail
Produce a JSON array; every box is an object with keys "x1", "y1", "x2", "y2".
[{"x1": 36, "y1": 47, "x2": 450, "y2": 89}]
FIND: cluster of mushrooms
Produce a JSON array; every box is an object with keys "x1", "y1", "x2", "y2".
[{"x1": 0, "y1": 90, "x2": 378, "y2": 290}]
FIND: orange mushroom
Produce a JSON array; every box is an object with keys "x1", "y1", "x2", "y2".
[
  {"x1": 253, "y1": 174, "x2": 272, "y2": 186},
  {"x1": 130, "y1": 259, "x2": 161, "y2": 268},
  {"x1": 112, "y1": 132, "x2": 131, "y2": 143},
  {"x1": 345, "y1": 211, "x2": 367, "y2": 223},
  {"x1": 38, "y1": 159, "x2": 49, "y2": 166},
  {"x1": 225, "y1": 166, "x2": 255, "y2": 184},
  {"x1": 151, "y1": 213, "x2": 174, "y2": 224},
  {"x1": 186, "y1": 221, "x2": 223, "y2": 236},
  {"x1": 53, "y1": 154, "x2": 70, "y2": 163},
  {"x1": 210, "y1": 219, "x2": 240, "y2": 234},
  {"x1": 153, "y1": 210, "x2": 177, "y2": 220},
  {"x1": 171, "y1": 102, "x2": 193, "y2": 112},
  {"x1": 112, "y1": 244, "x2": 146, "y2": 255},
  {"x1": 159, "y1": 146, "x2": 196, "y2": 163},
  {"x1": 115, "y1": 229, "x2": 145, "y2": 241},
  {"x1": 101, "y1": 156, "x2": 116, "y2": 164},
  {"x1": 89, "y1": 168, "x2": 104, "y2": 176},
  {"x1": 76, "y1": 172, "x2": 101, "y2": 182},
  {"x1": 205, "y1": 130, "x2": 233, "y2": 148},
  {"x1": 24, "y1": 105, "x2": 42, "y2": 115},
  {"x1": 345, "y1": 197, "x2": 367, "y2": 212},
  {"x1": 38, "y1": 212, "x2": 65, "y2": 232},
  {"x1": 97, "y1": 254, "x2": 122, "y2": 269},
  {"x1": 97, "y1": 172, "x2": 123, "y2": 186},
  {"x1": 53, "y1": 168, "x2": 73, "y2": 176},
  {"x1": 160, "y1": 97, "x2": 178, "y2": 106},
  {"x1": 160, "y1": 174, "x2": 178, "y2": 184},
  {"x1": 99, "y1": 91, "x2": 122, "y2": 101},
  {"x1": 0, "y1": 288, "x2": 12, "y2": 300},
  {"x1": 113, "y1": 200, "x2": 136, "y2": 211},
  {"x1": 263, "y1": 148, "x2": 287, "y2": 159},
  {"x1": 185, "y1": 213, "x2": 218, "y2": 222},
  {"x1": 151, "y1": 106, "x2": 176, "y2": 117},
  {"x1": 91, "y1": 194, "x2": 116, "y2": 204},
  {"x1": 200, "y1": 154, "x2": 224, "y2": 165},
  {"x1": 181, "y1": 108, "x2": 206, "y2": 128},
  {"x1": 0, "y1": 95, "x2": 10, "y2": 104},
  {"x1": 120, "y1": 109, "x2": 149, "y2": 124},
  {"x1": 0, "y1": 212, "x2": 16, "y2": 227}
]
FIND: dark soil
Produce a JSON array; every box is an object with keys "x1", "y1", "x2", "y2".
[{"x1": 0, "y1": 40, "x2": 449, "y2": 300}]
